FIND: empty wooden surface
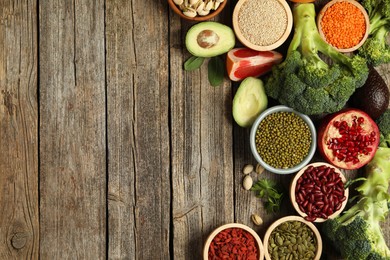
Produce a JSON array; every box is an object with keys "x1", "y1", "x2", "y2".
[{"x1": 0, "y1": 0, "x2": 388, "y2": 259}]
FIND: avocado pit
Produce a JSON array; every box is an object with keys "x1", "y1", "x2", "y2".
[{"x1": 197, "y1": 30, "x2": 220, "y2": 49}]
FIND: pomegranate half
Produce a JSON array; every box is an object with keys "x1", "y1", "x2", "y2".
[{"x1": 317, "y1": 108, "x2": 380, "y2": 170}]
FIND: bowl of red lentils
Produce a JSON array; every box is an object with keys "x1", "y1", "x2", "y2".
[
  {"x1": 249, "y1": 105, "x2": 317, "y2": 174},
  {"x1": 203, "y1": 223, "x2": 265, "y2": 260},
  {"x1": 263, "y1": 216, "x2": 323, "y2": 260},
  {"x1": 290, "y1": 162, "x2": 349, "y2": 223},
  {"x1": 232, "y1": 0, "x2": 293, "y2": 51},
  {"x1": 317, "y1": 0, "x2": 370, "y2": 52}
]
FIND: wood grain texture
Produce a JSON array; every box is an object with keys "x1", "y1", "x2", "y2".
[
  {"x1": 0, "y1": 0, "x2": 39, "y2": 259},
  {"x1": 106, "y1": 0, "x2": 171, "y2": 259},
  {"x1": 39, "y1": 1, "x2": 106, "y2": 259},
  {"x1": 170, "y1": 8, "x2": 235, "y2": 259}
]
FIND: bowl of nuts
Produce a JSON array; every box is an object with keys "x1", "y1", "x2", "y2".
[
  {"x1": 290, "y1": 162, "x2": 349, "y2": 222},
  {"x1": 203, "y1": 223, "x2": 265, "y2": 259},
  {"x1": 168, "y1": 0, "x2": 227, "y2": 21},
  {"x1": 263, "y1": 216, "x2": 322, "y2": 260},
  {"x1": 249, "y1": 105, "x2": 317, "y2": 174}
]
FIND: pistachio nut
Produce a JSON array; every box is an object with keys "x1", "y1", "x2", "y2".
[
  {"x1": 243, "y1": 164, "x2": 254, "y2": 175},
  {"x1": 243, "y1": 175, "x2": 253, "y2": 190},
  {"x1": 204, "y1": 0, "x2": 214, "y2": 11},
  {"x1": 183, "y1": 8, "x2": 197, "y2": 17},
  {"x1": 251, "y1": 214, "x2": 263, "y2": 226},
  {"x1": 196, "y1": 2, "x2": 205, "y2": 12},
  {"x1": 197, "y1": 9, "x2": 210, "y2": 16},
  {"x1": 189, "y1": 0, "x2": 199, "y2": 5},
  {"x1": 255, "y1": 163, "x2": 265, "y2": 175},
  {"x1": 174, "y1": 0, "x2": 184, "y2": 5},
  {"x1": 213, "y1": 2, "x2": 220, "y2": 10}
]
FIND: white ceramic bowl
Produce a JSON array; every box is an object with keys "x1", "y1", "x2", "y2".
[
  {"x1": 203, "y1": 223, "x2": 265, "y2": 260},
  {"x1": 250, "y1": 105, "x2": 317, "y2": 174}
]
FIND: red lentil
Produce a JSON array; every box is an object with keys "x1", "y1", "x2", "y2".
[
  {"x1": 295, "y1": 165, "x2": 346, "y2": 222},
  {"x1": 208, "y1": 228, "x2": 258, "y2": 259},
  {"x1": 320, "y1": 2, "x2": 366, "y2": 49}
]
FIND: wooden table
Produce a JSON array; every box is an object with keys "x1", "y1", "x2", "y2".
[{"x1": 0, "y1": 0, "x2": 388, "y2": 259}]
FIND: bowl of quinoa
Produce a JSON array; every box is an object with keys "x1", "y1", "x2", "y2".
[{"x1": 232, "y1": 0, "x2": 293, "y2": 51}]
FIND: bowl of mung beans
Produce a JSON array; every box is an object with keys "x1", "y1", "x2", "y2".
[
  {"x1": 232, "y1": 0, "x2": 293, "y2": 51},
  {"x1": 263, "y1": 216, "x2": 323, "y2": 260},
  {"x1": 249, "y1": 105, "x2": 316, "y2": 174}
]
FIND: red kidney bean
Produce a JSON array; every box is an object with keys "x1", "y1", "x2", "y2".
[{"x1": 295, "y1": 164, "x2": 345, "y2": 221}]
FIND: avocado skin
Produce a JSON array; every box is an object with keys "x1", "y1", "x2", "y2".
[{"x1": 349, "y1": 67, "x2": 389, "y2": 119}]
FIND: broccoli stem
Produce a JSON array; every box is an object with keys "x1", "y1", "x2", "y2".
[
  {"x1": 369, "y1": 12, "x2": 390, "y2": 35},
  {"x1": 289, "y1": 3, "x2": 355, "y2": 70}
]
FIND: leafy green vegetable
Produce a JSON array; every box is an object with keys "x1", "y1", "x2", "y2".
[
  {"x1": 376, "y1": 109, "x2": 390, "y2": 147},
  {"x1": 251, "y1": 178, "x2": 284, "y2": 214},
  {"x1": 264, "y1": 3, "x2": 368, "y2": 115},
  {"x1": 358, "y1": 0, "x2": 390, "y2": 66},
  {"x1": 208, "y1": 56, "x2": 224, "y2": 87},
  {"x1": 184, "y1": 56, "x2": 205, "y2": 71}
]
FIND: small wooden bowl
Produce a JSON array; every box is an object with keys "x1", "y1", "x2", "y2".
[
  {"x1": 263, "y1": 216, "x2": 322, "y2": 260},
  {"x1": 203, "y1": 223, "x2": 265, "y2": 260},
  {"x1": 232, "y1": 0, "x2": 293, "y2": 51},
  {"x1": 167, "y1": 0, "x2": 227, "y2": 22},
  {"x1": 290, "y1": 162, "x2": 349, "y2": 223},
  {"x1": 317, "y1": 0, "x2": 370, "y2": 52}
]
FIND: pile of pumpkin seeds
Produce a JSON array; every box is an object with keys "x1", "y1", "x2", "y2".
[{"x1": 268, "y1": 220, "x2": 317, "y2": 260}]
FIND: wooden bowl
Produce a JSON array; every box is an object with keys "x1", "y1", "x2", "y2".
[
  {"x1": 317, "y1": 0, "x2": 370, "y2": 52},
  {"x1": 232, "y1": 0, "x2": 293, "y2": 51},
  {"x1": 203, "y1": 223, "x2": 265, "y2": 260},
  {"x1": 263, "y1": 216, "x2": 322, "y2": 260},
  {"x1": 167, "y1": 0, "x2": 227, "y2": 22},
  {"x1": 290, "y1": 162, "x2": 349, "y2": 223}
]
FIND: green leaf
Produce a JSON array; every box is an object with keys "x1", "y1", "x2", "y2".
[
  {"x1": 208, "y1": 56, "x2": 224, "y2": 87},
  {"x1": 184, "y1": 56, "x2": 205, "y2": 71},
  {"x1": 251, "y1": 178, "x2": 285, "y2": 214}
]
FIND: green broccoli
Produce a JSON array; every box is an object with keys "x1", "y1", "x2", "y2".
[
  {"x1": 376, "y1": 109, "x2": 390, "y2": 147},
  {"x1": 265, "y1": 3, "x2": 369, "y2": 115},
  {"x1": 321, "y1": 112, "x2": 390, "y2": 259},
  {"x1": 358, "y1": 0, "x2": 390, "y2": 66}
]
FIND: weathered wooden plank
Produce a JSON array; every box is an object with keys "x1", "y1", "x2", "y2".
[
  {"x1": 170, "y1": 9, "x2": 235, "y2": 259},
  {"x1": 106, "y1": 0, "x2": 171, "y2": 259},
  {"x1": 39, "y1": 1, "x2": 106, "y2": 258},
  {"x1": 0, "y1": 0, "x2": 39, "y2": 259}
]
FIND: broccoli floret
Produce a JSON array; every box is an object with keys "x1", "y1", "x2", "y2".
[
  {"x1": 358, "y1": 0, "x2": 390, "y2": 66},
  {"x1": 321, "y1": 147, "x2": 390, "y2": 260},
  {"x1": 264, "y1": 3, "x2": 369, "y2": 115},
  {"x1": 376, "y1": 109, "x2": 390, "y2": 147}
]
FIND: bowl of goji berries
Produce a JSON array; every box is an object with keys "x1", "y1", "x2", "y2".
[
  {"x1": 290, "y1": 162, "x2": 349, "y2": 223},
  {"x1": 203, "y1": 223, "x2": 265, "y2": 260}
]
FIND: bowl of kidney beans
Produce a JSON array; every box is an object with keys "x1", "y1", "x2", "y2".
[
  {"x1": 290, "y1": 162, "x2": 349, "y2": 222},
  {"x1": 203, "y1": 223, "x2": 265, "y2": 260}
]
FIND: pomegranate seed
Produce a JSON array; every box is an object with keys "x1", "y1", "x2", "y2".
[
  {"x1": 333, "y1": 121, "x2": 340, "y2": 127},
  {"x1": 358, "y1": 117, "x2": 364, "y2": 123}
]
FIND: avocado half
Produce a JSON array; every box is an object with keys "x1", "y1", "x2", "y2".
[
  {"x1": 185, "y1": 22, "x2": 235, "y2": 58},
  {"x1": 233, "y1": 77, "x2": 268, "y2": 127}
]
